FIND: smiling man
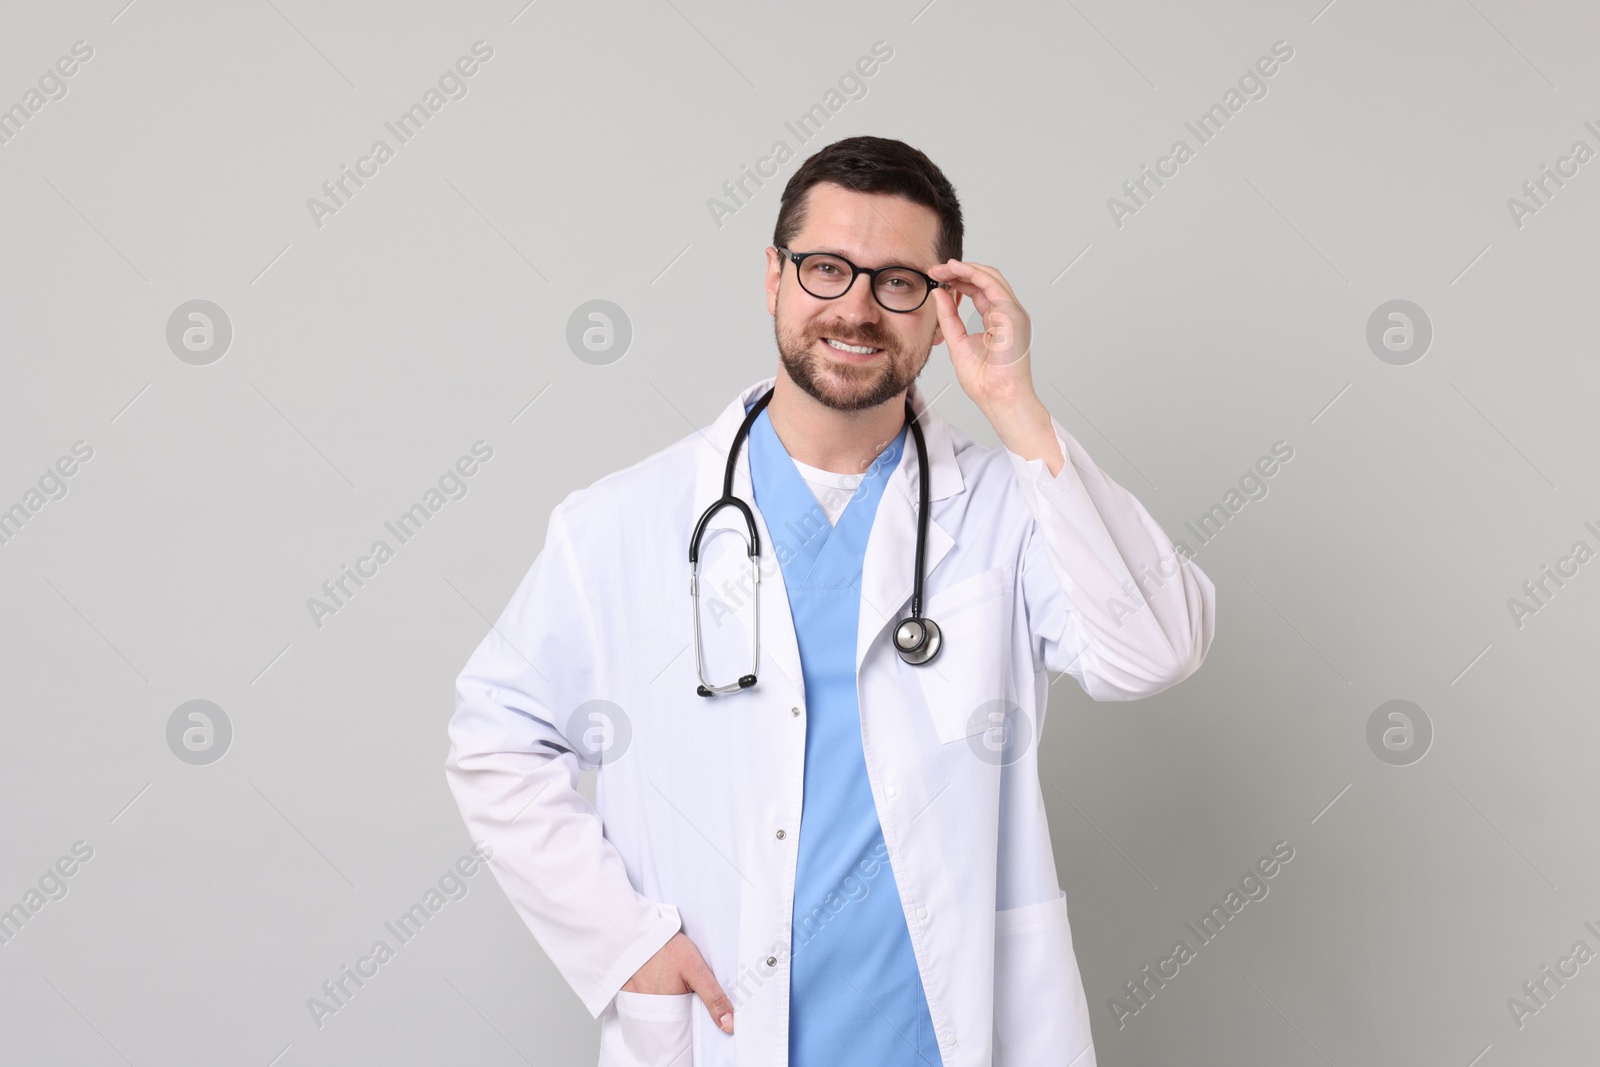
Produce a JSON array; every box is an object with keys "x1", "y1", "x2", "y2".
[{"x1": 446, "y1": 135, "x2": 1217, "y2": 1067}]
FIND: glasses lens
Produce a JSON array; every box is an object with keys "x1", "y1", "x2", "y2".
[
  {"x1": 874, "y1": 268, "x2": 927, "y2": 311},
  {"x1": 797, "y1": 255, "x2": 851, "y2": 298}
]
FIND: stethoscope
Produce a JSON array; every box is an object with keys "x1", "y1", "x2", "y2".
[{"x1": 689, "y1": 385, "x2": 941, "y2": 697}]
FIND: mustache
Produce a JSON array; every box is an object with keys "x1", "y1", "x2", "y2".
[{"x1": 808, "y1": 322, "x2": 896, "y2": 350}]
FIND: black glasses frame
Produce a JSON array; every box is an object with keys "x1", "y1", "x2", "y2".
[{"x1": 775, "y1": 246, "x2": 949, "y2": 313}]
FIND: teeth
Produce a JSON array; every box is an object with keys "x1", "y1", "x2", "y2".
[{"x1": 825, "y1": 338, "x2": 877, "y2": 354}]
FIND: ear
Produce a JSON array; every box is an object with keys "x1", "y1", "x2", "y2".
[{"x1": 764, "y1": 247, "x2": 784, "y2": 317}]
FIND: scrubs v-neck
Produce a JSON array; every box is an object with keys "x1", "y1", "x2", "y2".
[{"x1": 746, "y1": 407, "x2": 944, "y2": 1067}]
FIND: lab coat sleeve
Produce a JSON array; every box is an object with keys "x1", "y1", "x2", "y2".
[
  {"x1": 1006, "y1": 411, "x2": 1216, "y2": 700},
  {"x1": 444, "y1": 500, "x2": 683, "y2": 1020}
]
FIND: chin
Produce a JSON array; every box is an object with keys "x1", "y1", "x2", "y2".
[
  {"x1": 816, "y1": 364, "x2": 910, "y2": 412},
  {"x1": 775, "y1": 324, "x2": 922, "y2": 411}
]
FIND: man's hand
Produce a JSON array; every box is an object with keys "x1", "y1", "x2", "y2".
[
  {"x1": 928, "y1": 259, "x2": 1036, "y2": 411},
  {"x1": 621, "y1": 931, "x2": 736, "y2": 1034},
  {"x1": 929, "y1": 259, "x2": 1064, "y2": 476}
]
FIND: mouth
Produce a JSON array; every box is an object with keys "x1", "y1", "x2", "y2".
[{"x1": 819, "y1": 336, "x2": 885, "y2": 360}]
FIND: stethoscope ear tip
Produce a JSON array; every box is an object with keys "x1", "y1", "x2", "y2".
[{"x1": 697, "y1": 675, "x2": 759, "y2": 698}]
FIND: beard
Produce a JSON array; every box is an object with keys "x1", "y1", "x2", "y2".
[{"x1": 774, "y1": 311, "x2": 928, "y2": 413}]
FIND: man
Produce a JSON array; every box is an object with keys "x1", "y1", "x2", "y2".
[{"x1": 446, "y1": 135, "x2": 1216, "y2": 1067}]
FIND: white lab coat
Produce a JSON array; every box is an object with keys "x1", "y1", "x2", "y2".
[{"x1": 445, "y1": 375, "x2": 1216, "y2": 1067}]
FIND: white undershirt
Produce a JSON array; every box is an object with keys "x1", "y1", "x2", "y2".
[{"x1": 790, "y1": 458, "x2": 864, "y2": 526}]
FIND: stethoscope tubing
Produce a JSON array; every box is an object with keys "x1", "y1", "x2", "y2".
[{"x1": 689, "y1": 385, "x2": 937, "y2": 696}]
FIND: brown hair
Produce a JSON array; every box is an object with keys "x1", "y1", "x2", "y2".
[{"x1": 772, "y1": 136, "x2": 963, "y2": 265}]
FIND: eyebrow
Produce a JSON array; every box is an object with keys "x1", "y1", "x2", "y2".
[{"x1": 809, "y1": 246, "x2": 931, "y2": 271}]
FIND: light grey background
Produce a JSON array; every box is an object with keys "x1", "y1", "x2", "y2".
[{"x1": 2, "y1": 0, "x2": 1597, "y2": 1064}]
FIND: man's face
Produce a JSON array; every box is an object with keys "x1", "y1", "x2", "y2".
[{"x1": 765, "y1": 183, "x2": 951, "y2": 412}]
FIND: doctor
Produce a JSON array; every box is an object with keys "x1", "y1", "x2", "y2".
[{"x1": 446, "y1": 135, "x2": 1216, "y2": 1067}]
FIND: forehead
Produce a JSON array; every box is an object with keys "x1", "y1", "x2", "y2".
[{"x1": 790, "y1": 182, "x2": 940, "y2": 267}]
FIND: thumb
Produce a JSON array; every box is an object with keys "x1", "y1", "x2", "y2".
[
  {"x1": 931, "y1": 285, "x2": 964, "y2": 351},
  {"x1": 682, "y1": 951, "x2": 736, "y2": 1034}
]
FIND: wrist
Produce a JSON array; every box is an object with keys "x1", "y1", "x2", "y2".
[
  {"x1": 983, "y1": 391, "x2": 1049, "y2": 437},
  {"x1": 983, "y1": 393, "x2": 1063, "y2": 475}
]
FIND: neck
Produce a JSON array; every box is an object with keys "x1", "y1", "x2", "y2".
[{"x1": 765, "y1": 368, "x2": 906, "y2": 475}]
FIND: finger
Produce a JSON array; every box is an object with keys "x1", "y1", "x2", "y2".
[
  {"x1": 929, "y1": 260, "x2": 1013, "y2": 306},
  {"x1": 928, "y1": 263, "x2": 998, "y2": 300},
  {"x1": 683, "y1": 954, "x2": 736, "y2": 1034},
  {"x1": 959, "y1": 261, "x2": 1020, "y2": 302},
  {"x1": 934, "y1": 275, "x2": 997, "y2": 318}
]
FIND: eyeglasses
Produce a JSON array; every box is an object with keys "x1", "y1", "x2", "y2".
[{"x1": 776, "y1": 246, "x2": 948, "y2": 313}]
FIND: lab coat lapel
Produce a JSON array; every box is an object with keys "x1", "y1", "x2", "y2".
[
  {"x1": 854, "y1": 378, "x2": 961, "y2": 673},
  {"x1": 690, "y1": 378, "x2": 805, "y2": 694}
]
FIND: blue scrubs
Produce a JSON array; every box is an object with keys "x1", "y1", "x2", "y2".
[{"x1": 746, "y1": 407, "x2": 944, "y2": 1067}]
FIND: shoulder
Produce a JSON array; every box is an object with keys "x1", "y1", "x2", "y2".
[
  {"x1": 946, "y1": 420, "x2": 1011, "y2": 479},
  {"x1": 936, "y1": 418, "x2": 1037, "y2": 542},
  {"x1": 546, "y1": 426, "x2": 704, "y2": 547},
  {"x1": 948, "y1": 419, "x2": 1029, "y2": 499}
]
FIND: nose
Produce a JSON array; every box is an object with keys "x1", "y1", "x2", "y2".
[{"x1": 832, "y1": 271, "x2": 882, "y2": 323}]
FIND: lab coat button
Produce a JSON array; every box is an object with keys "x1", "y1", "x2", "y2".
[
  {"x1": 943, "y1": 1032, "x2": 956, "y2": 1046},
  {"x1": 791, "y1": 706, "x2": 801, "y2": 716},
  {"x1": 915, "y1": 906, "x2": 927, "y2": 919},
  {"x1": 775, "y1": 829, "x2": 786, "y2": 839},
  {"x1": 886, "y1": 783, "x2": 898, "y2": 797},
  {"x1": 766, "y1": 956, "x2": 777, "y2": 967}
]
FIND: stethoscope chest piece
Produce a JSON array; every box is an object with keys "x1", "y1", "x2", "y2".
[{"x1": 893, "y1": 616, "x2": 941, "y2": 665}]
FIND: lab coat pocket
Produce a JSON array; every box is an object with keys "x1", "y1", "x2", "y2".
[
  {"x1": 993, "y1": 891, "x2": 1095, "y2": 1066},
  {"x1": 600, "y1": 991, "x2": 696, "y2": 1067},
  {"x1": 913, "y1": 565, "x2": 1014, "y2": 745}
]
